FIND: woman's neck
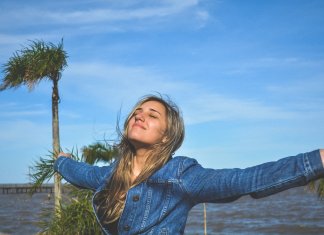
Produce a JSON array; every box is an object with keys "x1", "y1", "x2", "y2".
[{"x1": 132, "y1": 148, "x2": 149, "y2": 181}]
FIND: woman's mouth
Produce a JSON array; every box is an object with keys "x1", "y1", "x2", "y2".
[{"x1": 132, "y1": 123, "x2": 146, "y2": 129}]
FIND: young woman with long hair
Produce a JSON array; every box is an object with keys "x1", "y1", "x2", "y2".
[{"x1": 55, "y1": 94, "x2": 324, "y2": 235}]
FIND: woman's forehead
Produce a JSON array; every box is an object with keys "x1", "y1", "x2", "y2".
[{"x1": 138, "y1": 100, "x2": 166, "y2": 112}]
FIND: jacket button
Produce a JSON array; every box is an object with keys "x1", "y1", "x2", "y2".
[
  {"x1": 124, "y1": 225, "x2": 130, "y2": 231},
  {"x1": 132, "y1": 195, "x2": 140, "y2": 202}
]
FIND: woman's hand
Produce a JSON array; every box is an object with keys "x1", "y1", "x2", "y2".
[
  {"x1": 321, "y1": 149, "x2": 324, "y2": 167},
  {"x1": 58, "y1": 152, "x2": 71, "y2": 158}
]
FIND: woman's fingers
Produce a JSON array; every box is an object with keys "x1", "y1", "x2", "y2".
[{"x1": 58, "y1": 152, "x2": 71, "y2": 158}]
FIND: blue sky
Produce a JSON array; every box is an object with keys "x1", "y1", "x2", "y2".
[{"x1": 0, "y1": 0, "x2": 323, "y2": 183}]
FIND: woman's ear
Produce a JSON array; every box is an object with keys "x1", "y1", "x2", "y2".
[{"x1": 162, "y1": 136, "x2": 168, "y2": 143}]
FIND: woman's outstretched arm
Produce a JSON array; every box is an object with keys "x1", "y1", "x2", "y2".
[
  {"x1": 54, "y1": 153, "x2": 114, "y2": 191},
  {"x1": 180, "y1": 149, "x2": 324, "y2": 204}
]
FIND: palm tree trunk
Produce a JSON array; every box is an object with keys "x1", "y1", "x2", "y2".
[
  {"x1": 52, "y1": 78, "x2": 61, "y2": 210},
  {"x1": 203, "y1": 203, "x2": 207, "y2": 235}
]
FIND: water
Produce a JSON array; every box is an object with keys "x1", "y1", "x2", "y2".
[
  {"x1": 1, "y1": 187, "x2": 324, "y2": 234},
  {"x1": 0, "y1": 193, "x2": 52, "y2": 235},
  {"x1": 185, "y1": 187, "x2": 324, "y2": 234}
]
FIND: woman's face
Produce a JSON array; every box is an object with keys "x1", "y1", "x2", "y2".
[{"x1": 127, "y1": 100, "x2": 167, "y2": 149}]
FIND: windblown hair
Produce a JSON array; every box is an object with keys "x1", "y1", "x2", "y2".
[{"x1": 94, "y1": 94, "x2": 185, "y2": 225}]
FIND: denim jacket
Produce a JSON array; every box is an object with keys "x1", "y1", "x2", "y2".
[{"x1": 54, "y1": 150, "x2": 324, "y2": 235}]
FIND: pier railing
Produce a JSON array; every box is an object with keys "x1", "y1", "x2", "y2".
[{"x1": 0, "y1": 183, "x2": 54, "y2": 194}]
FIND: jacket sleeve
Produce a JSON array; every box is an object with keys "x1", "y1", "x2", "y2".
[
  {"x1": 54, "y1": 156, "x2": 113, "y2": 191},
  {"x1": 180, "y1": 150, "x2": 324, "y2": 204}
]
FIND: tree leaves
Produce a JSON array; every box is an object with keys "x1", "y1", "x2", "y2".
[
  {"x1": 0, "y1": 39, "x2": 67, "y2": 91},
  {"x1": 29, "y1": 142, "x2": 117, "y2": 234}
]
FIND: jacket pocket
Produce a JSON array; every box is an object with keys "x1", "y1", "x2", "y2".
[{"x1": 146, "y1": 179, "x2": 173, "y2": 219}]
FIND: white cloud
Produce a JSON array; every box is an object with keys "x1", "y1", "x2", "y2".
[
  {"x1": 0, "y1": 102, "x2": 50, "y2": 118},
  {"x1": 267, "y1": 75, "x2": 324, "y2": 94},
  {"x1": 48, "y1": 0, "x2": 199, "y2": 24},
  {"x1": 224, "y1": 57, "x2": 324, "y2": 75},
  {"x1": 0, "y1": 120, "x2": 51, "y2": 143},
  {"x1": 0, "y1": 117, "x2": 114, "y2": 149},
  {"x1": 61, "y1": 62, "x2": 300, "y2": 125},
  {"x1": 0, "y1": 33, "x2": 66, "y2": 53},
  {"x1": 0, "y1": 0, "x2": 201, "y2": 27},
  {"x1": 62, "y1": 62, "x2": 189, "y2": 109},
  {"x1": 0, "y1": 34, "x2": 32, "y2": 45},
  {"x1": 0, "y1": 1, "x2": 209, "y2": 48},
  {"x1": 181, "y1": 93, "x2": 297, "y2": 125},
  {"x1": 195, "y1": 10, "x2": 210, "y2": 28}
]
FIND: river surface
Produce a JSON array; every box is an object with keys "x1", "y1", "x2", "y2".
[{"x1": 1, "y1": 186, "x2": 324, "y2": 234}]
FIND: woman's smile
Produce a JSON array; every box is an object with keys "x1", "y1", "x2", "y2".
[{"x1": 132, "y1": 122, "x2": 146, "y2": 130}]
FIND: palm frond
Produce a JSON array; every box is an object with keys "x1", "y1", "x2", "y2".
[
  {"x1": 81, "y1": 142, "x2": 118, "y2": 165},
  {"x1": 1, "y1": 39, "x2": 68, "y2": 91},
  {"x1": 29, "y1": 143, "x2": 114, "y2": 234},
  {"x1": 307, "y1": 179, "x2": 324, "y2": 199},
  {"x1": 28, "y1": 151, "x2": 56, "y2": 194},
  {"x1": 0, "y1": 51, "x2": 27, "y2": 91},
  {"x1": 37, "y1": 186, "x2": 102, "y2": 235},
  {"x1": 28, "y1": 148, "x2": 80, "y2": 195}
]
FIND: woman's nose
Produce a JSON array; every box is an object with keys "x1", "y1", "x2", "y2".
[{"x1": 135, "y1": 113, "x2": 145, "y2": 122}]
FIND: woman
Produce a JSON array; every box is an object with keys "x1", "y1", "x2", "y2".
[{"x1": 55, "y1": 94, "x2": 324, "y2": 235}]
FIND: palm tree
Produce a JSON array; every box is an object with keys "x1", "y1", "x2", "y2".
[
  {"x1": 29, "y1": 141, "x2": 117, "y2": 234},
  {"x1": 0, "y1": 39, "x2": 68, "y2": 210}
]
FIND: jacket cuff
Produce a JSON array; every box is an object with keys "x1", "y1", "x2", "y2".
[
  {"x1": 53, "y1": 156, "x2": 69, "y2": 172},
  {"x1": 303, "y1": 149, "x2": 324, "y2": 180}
]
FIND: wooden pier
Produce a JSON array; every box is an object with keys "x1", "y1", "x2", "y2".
[{"x1": 0, "y1": 183, "x2": 54, "y2": 194}]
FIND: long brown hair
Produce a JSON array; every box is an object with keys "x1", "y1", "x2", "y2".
[{"x1": 94, "y1": 94, "x2": 185, "y2": 225}]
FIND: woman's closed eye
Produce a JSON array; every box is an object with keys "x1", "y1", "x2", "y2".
[{"x1": 149, "y1": 113, "x2": 158, "y2": 119}]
